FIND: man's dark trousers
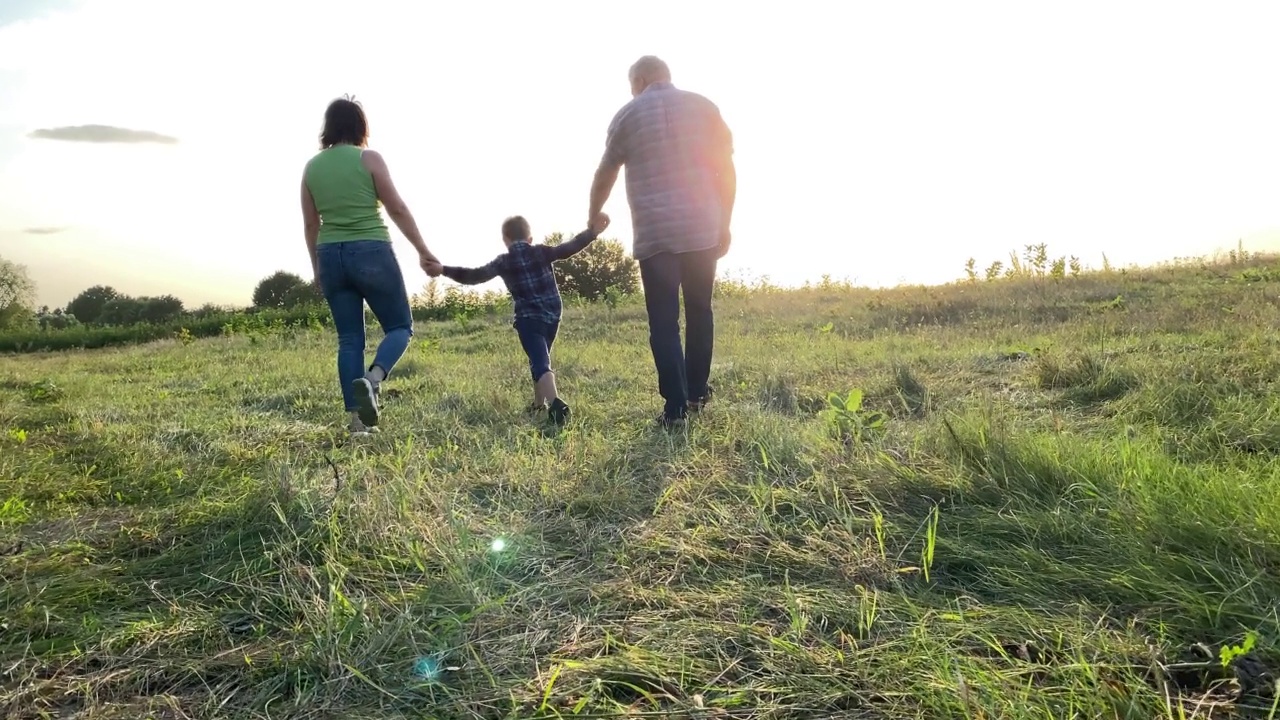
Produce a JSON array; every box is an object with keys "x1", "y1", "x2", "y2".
[{"x1": 638, "y1": 246, "x2": 718, "y2": 420}]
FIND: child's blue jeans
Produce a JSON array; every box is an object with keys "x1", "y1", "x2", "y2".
[{"x1": 514, "y1": 317, "x2": 559, "y2": 383}]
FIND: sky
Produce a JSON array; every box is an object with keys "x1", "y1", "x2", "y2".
[{"x1": 2, "y1": 0, "x2": 1280, "y2": 309}]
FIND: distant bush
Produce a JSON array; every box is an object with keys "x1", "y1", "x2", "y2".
[
  {"x1": 36, "y1": 310, "x2": 80, "y2": 331},
  {"x1": 97, "y1": 295, "x2": 185, "y2": 326},
  {"x1": 66, "y1": 285, "x2": 120, "y2": 324},
  {"x1": 191, "y1": 302, "x2": 235, "y2": 319},
  {"x1": 544, "y1": 233, "x2": 639, "y2": 301},
  {"x1": 254, "y1": 271, "x2": 322, "y2": 310}
]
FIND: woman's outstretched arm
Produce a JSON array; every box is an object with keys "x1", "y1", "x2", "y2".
[{"x1": 361, "y1": 150, "x2": 437, "y2": 266}]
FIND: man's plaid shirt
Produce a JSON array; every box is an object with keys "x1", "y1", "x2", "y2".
[{"x1": 441, "y1": 229, "x2": 597, "y2": 325}]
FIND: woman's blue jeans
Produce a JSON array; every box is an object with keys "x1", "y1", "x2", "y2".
[{"x1": 316, "y1": 240, "x2": 414, "y2": 411}]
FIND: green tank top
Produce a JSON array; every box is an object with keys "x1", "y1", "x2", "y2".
[{"x1": 304, "y1": 145, "x2": 392, "y2": 244}]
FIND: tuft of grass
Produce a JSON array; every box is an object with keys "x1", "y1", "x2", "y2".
[
  {"x1": 891, "y1": 363, "x2": 931, "y2": 417},
  {"x1": 1, "y1": 256, "x2": 1279, "y2": 718},
  {"x1": 1033, "y1": 351, "x2": 1139, "y2": 405}
]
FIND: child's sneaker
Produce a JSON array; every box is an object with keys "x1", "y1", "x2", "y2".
[
  {"x1": 548, "y1": 398, "x2": 571, "y2": 425},
  {"x1": 352, "y1": 378, "x2": 380, "y2": 427}
]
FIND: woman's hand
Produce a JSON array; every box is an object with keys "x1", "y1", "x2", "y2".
[{"x1": 420, "y1": 252, "x2": 443, "y2": 277}]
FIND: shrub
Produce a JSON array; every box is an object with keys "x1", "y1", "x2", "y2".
[
  {"x1": 253, "y1": 271, "x2": 313, "y2": 309},
  {"x1": 65, "y1": 288, "x2": 185, "y2": 327},
  {"x1": 282, "y1": 280, "x2": 324, "y2": 309},
  {"x1": 191, "y1": 303, "x2": 235, "y2": 319},
  {"x1": 66, "y1": 285, "x2": 120, "y2": 324},
  {"x1": 139, "y1": 295, "x2": 185, "y2": 324},
  {"x1": 544, "y1": 233, "x2": 639, "y2": 301},
  {"x1": 37, "y1": 311, "x2": 80, "y2": 331}
]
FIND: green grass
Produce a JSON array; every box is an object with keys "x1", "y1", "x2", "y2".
[{"x1": 2, "y1": 256, "x2": 1280, "y2": 719}]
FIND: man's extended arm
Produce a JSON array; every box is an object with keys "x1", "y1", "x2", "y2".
[
  {"x1": 588, "y1": 110, "x2": 627, "y2": 225},
  {"x1": 588, "y1": 164, "x2": 620, "y2": 226},
  {"x1": 441, "y1": 256, "x2": 505, "y2": 285},
  {"x1": 544, "y1": 229, "x2": 598, "y2": 262}
]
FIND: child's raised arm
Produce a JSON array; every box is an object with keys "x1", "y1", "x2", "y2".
[
  {"x1": 545, "y1": 214, "x2": 610, "y2": 262},
  {"x1": 442, "y1": 256, "x2": 506, "y2": 285}
]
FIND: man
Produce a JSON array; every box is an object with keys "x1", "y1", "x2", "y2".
[{"x1": 588, "y1": 55, "x2": 737, "y2": 428}]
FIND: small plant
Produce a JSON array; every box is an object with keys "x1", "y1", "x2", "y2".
[
  {"x1": 855, "y1": 584, "x2": 878, "y2": 639},
  {"x1": 1050, "y1": 257, "x2": 1066, "y2": 282},
  {"x1": 602, "y1": 286, "x2": 623, "y2": 322},
  {"x1": 922, "y1": 504, "x2": 939, "y2": 582},
  {"x1": 964, "y1": 258, "x2": 978, "y2": 283},
  {"x1": 820, "y1": 389, "x2": 886, "y2": 443},
  {"x1": 871, "y1": 508, "x2": 886, "y2": 560},
  {"x1": 1240, "y1": 266, "x2": 1280, "y2": 283},
  {"x1": 176, "y1": 327, "x2": 194, "y2": 346},
  {"x1": 603, "y1": 286, "x2": 622, "y2": 311},
  {"x1": 1219, "y1": 631, "x2": 1258, "y2": 668},
  {"x1": 27, "y1": 379, "x2": 62, "y2": 403},
  {"x1": 7, "y1": 428, "x2": 27, "y2": 443},
  {"x1": 1024, "y1": 243, "x2": 1049, "y2": 277},
  {"x1": 0, "y1": 496, "x2": 31, "y2": 524},
  {"x1": 985, "y1": 260, "x2": 1004, "y2": 281}
]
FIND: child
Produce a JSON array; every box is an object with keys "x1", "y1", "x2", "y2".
[{"x1": 429, "y1": 213, "x2": 610, "y2": 424}]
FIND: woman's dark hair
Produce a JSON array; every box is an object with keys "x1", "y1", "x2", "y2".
[{"x1": 319, "y1": 95, "x2": 368, "y2": 149}]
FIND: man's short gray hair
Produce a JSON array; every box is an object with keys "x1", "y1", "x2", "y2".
[{"x1": 629, "y1": 55, "x2": 672, "y2": 84}]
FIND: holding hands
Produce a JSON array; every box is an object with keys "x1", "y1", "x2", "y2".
[
  {"x1": 420, "y1": 252, "x2": 444, "y2": 277},
  {"x1": 590, "y1": 212, "x2": 611, "y2": 235}
]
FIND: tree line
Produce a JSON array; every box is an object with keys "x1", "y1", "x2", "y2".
[{"x1": 0, "y1": 235, "x2": 639, "y2": 334}]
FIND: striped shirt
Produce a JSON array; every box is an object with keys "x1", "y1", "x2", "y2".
[{"x1": 601, "y1": 82, "x2": 734, "y2": 261}]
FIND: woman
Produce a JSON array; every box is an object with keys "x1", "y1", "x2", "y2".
[{"x1": 300, "y1": 96, "x2": 439, "y2": 436}]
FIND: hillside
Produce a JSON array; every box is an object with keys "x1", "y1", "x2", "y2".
[{"x1": 2, "y1": 256, "x2": 1279, "y2": 719}]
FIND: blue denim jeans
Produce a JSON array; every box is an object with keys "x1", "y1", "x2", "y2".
[
  {"x1": 316, "y1": 240, "x2": 414, "y2": 411},
  {"x1": 638, "y1": 246, "x2": 718, "y2": 419},
  {"x1": 514, "y1": 317, "x2": 559, "y2": 383}
]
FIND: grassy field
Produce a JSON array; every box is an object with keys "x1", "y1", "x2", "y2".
[{"x1": 2, "y1": 256, "x2": 1279, "y2": 719}]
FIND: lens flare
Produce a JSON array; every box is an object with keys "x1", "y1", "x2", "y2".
[{"x1": 412, "y1": 656, "x2": 440, "y2": 681}]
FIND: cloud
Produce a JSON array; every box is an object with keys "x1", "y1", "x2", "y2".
[
  {"x1": 28, "y1": 124, "x2": 178, "y2": 145},
  {"x1": 22, "y1": 226, "x2": 68, "y2": 235}
]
